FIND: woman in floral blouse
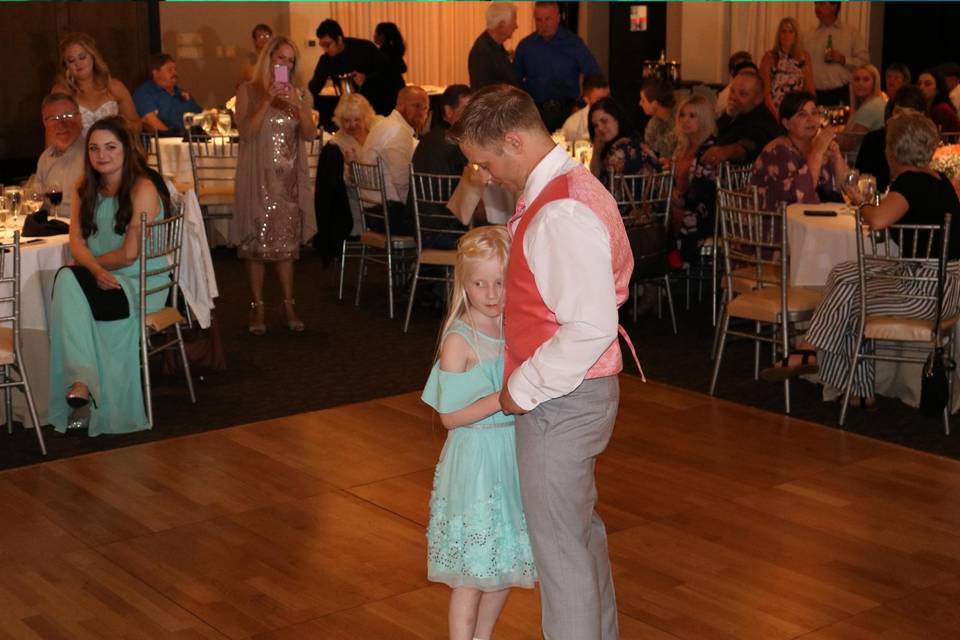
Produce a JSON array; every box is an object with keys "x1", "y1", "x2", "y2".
[
  {"x1": 670, "y1": 95, "x2": 718, "y2": 266},
  {"x1": 759, "y1": 17, "x2": 814, "y2": 117},
  {"x1": 750, "y1": 91, "x2": 846, "y2": 213},
  {"x1": 587, "y1": 96, "x2": 659, "y2": 187}
]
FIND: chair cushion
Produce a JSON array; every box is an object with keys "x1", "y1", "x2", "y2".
[
  {"x1": 0, "y1": 327, "x2": 14, "y2": 366},
  {"x1": 721, "y1": 265, "x2": 780, "y2": 294},
  {"x1": 864, "y1": 314, "x2": 960, "y2": 342},
  {"x1": 420, "y1": 249, "x2": 457, "y2": 266},
  {"x1": 727, "y1": 286, "x2": 822, "y2": 323},
  {"x1": 360, "y1": 231, "x2": 416, "y2": 250},
  {"x1": 146, "y1": 307, "x2": 184, "y2": 332}
]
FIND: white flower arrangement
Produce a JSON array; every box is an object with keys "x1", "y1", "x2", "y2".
[{"x1": 931, "y1": 144, "x2": 960, "y2": 180}]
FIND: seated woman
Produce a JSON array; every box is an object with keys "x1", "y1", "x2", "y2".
[
  {"x1": 762, "y1": 113, "x2": 960, "y2": 409},
  {"x1": 855, "y1": 85, "x2": 928, "y2": 193},
  {"x1": 918, "y1": 68, "x2": 960, "y2": 133},
  {"x1": 670, "y1": 95, "x2": 718, "y2": 266},
  {"x1": 329, "y1": 93, "x2": 380, "y2": 235},
  {"x1": 587, "y1": 96, "x2": 659, "y2": 187},
  {"x1": 52, "y1": 32, "x2": 139, "y2": 138},
  {"x1": 49, "y1": 116, "x2": 168, "y2": 434},
  {"x1": 751, "y1": 91, "x2": 846, "y2": 212},
  {"x1": 845, "y1": 64, "x2": 886, "y2": 136}
]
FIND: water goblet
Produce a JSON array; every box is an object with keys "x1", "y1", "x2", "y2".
[
  {"x1": 217, "y1": 112, "x2": 232, "y2": 136},
  {"x1": 857, "y1": 173, "x2": 878, "y2": 205}
]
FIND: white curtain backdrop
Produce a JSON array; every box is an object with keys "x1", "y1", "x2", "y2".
[
  {"x1": 323, "y1": 2, "x2": 535, "y2": 88},
  {"x1": 729, "y1": 2, "x2": 872, "y2": 70}
]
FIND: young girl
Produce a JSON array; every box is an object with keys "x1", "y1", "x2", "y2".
[{"x1": 421, "y1": 226, "x2": 537, "y2": 640}]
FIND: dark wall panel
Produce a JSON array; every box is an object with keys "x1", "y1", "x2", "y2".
[{"x1": 881, "y1": 3, "x2": 960, "y2": 78}]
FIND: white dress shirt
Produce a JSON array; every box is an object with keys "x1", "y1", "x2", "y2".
[
  {"x1": 561, "y1": 107, "x2": 590, "y2": 142},
  {"x1": 507, "y1": 144, "x2": 620, "y2": 411},
  {"x1": 360, "y1": 109, "x2": 417, "y2": 203},
  {"x1": 805, "y1": 20, "x2": 870, "y2": 91}
]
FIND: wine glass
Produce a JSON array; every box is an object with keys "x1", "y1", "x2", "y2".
[
  {"x1": 46, "y1": 180, "x2": 63, "y2": 219},
  {"x1": 4, "y1": 187, "x2": 22, "y2": 220},
  {"x1": 182, "y1": 112, "x2": 196, "y2": 133},
  {"x1": 0, "y1": 195, "x2": 9, "y2": 232},
  {"x1": 857, "y1": 173, "x2": 878, "y2": 206},
  {"x1": 217, "y1": 112, "x2": 232, "y2": 136},
  {"x1": 200, "y1": 110, "x2": 215, "y2": 137},
  {"x1": 818, "y1": 106, "x2": 831, "y2": 129}
]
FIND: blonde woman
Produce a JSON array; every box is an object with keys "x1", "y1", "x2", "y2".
[
  {"x1": 760, "y1": 17, "x2": 815, "y2": 117},
  {"x1": 52, "y1": 32, "x2": 139, "y2": 137},
  {"x1": 670, "y1": 95, "x2": 719, "y2": 266},
  {"x1": 330, "y1": 93, "x2": 380, "y2": 236},
  {"x1": 846, "y1": 64, "x2": 886, "y2": 134},
  {"x1": 231, "y1": 36, "x2": 317, "y2": 334}
]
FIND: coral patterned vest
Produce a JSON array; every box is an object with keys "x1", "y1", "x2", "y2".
[{"x1": 503, "y1": 164, "x2": 640, "y2": 385}]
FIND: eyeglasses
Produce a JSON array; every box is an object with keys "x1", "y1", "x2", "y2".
[{"x1": 44, "y1": 112, "x2": 80, "y2": 124}]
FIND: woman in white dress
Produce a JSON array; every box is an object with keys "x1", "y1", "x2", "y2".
[{"x1": 52, "y1": 33, "x2": 139, "y2": 138}]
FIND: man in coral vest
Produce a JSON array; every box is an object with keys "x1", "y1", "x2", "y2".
[{"x1": 449, "y1": 85, "x2": 634, "y2": 640}]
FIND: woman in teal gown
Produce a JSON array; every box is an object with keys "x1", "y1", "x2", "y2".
[{"x1": 48, "y1": 116, "x2": 168, "y2": 435}]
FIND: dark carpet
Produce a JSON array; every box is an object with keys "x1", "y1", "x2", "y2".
[{"x1": 2, "y1": 252, "x2": 958, "y2": 470}]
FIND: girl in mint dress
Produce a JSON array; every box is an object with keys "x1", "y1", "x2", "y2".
[
  {"x1": 48, "y1": 116, "x2": 168, "y2": 436},
  {"x1": 421, "y1": 226, "x2": 536, "y2": 640}
]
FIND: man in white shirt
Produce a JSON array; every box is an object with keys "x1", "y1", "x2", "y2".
[
  {"x1": 360, "y1": 85, "x2": 429, "y2": 234},
  {"x1": 34, "y1": 93, "x2": 85, "y2": 213},
  {"x1": 805, "y1": 1, "x2": 870, "y2": 106},
  {"x1": 560, "y1": 74, "x2": 610, "y2": 141},
  {"x1": 450, "y1": 85, "x2": 634, "y2": 640}
]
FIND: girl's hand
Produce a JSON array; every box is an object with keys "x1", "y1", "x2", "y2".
[{"x1": 95, "y1": 267, "x2": 121, "y2": 291}]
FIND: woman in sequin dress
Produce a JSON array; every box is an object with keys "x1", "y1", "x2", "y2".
[{"x1": 231, "y1": 36, "x2": 317, "y2": 334}]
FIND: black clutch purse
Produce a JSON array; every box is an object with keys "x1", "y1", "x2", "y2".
[
  {"x1": 54, "y1": 266, "x2": 130, "y2": 321},
  {"x1": 22, "y1": 208, "x2": 69, "y2": 237}
]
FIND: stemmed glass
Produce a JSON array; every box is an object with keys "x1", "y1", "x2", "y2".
[
  {"x1": 0, "y1": 195, "x2": 9, "y2": 232},
  {"x1": 46, "y1": 180, "x2": 63, "y2": 220},
  {"x1": 857, "y1": 174, "x2": 878, "y2": 207},
  {"x1": 217, "y1": 112, "x2": 232, "y2": 136}
]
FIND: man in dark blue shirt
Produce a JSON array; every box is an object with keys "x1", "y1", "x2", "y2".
[
  {"x1": 133, "y1": 53, "x2": 202, "y2": 133},
  {"x1": 513, "y1": 2, "x2": 600, "y2": 132}
]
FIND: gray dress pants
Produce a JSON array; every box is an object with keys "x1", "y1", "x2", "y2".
[{"x1": 515, "y1": 376, "x2": 620, "y2": 640}]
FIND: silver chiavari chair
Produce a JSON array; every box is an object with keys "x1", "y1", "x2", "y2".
[
  {"x1": 186, "y1": 129, "x2": 239, "y2": 245},
  {"x1": 139, "y1": 130, "x2": 164, "y2": 177}
]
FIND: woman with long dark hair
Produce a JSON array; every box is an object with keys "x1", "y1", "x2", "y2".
[
  {"x1": 48, "y1": 116, "x2": 169, "y2": 434},
  {"x1": 917, "y1": 68, "x2": 960, "y2": 133},
  {"x1": 587, "y1": 96, "x2": 658, "y2": 185}
]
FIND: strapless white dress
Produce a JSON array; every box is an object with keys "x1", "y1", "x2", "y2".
[{"x1": 80, "y1": 100, "x2": 119, "y2": 136}]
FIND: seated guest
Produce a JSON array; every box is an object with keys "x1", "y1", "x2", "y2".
[
  {"x1": 670, "y1": 95, "x2": 718, "y2": 266},
  {"x1": 468, "y1": 3, "x2": 519, "y2": 90},
  {"x1": 32, "y1": 93, "x2": 85, "y2": 213},
  {"x1": 702, "y1": 72, "x2": 781, "y2": 167},
  {"x1": 760, "y1": 17, "x2": 815, "y2": 116},
  {"x1": 52, "y1": 32, "x2": 139, "y2": 138},
  {"x1": 751, "y1": 91, "x2": 846, "y2": 211},
  {"x1": 716, "y1": 51, "x2": 753, "y2": 117},
  {"x1": 411, "y1": 85, "x2": 473, "y2": 249},
  {"x1": 938, "y1": 62, "x2": 960, "y2": 112},
  {"x1": 133, "y1": 53, "x2": 202, "y2": 133},
  {"x1": 48, "y1": 116, "x2": 169, "y2": 435},
  {"x1": 360, "y1": 85, "x2": 430, "y2": 235},
  {"x1": 918, "y1": 68, "x2": 960, "y2": 133},
  {"x1": 855, "y1": 85, "x2": 927, "y2": 192},
  {"x1": 639, "y1": 77, "x2": 679, "y2": 166},
  {"x1": 884, "y1": 62, "x2": 911, "y2": 100},
  {"x1": 309, "y1": 19, "x2": 402, "y2": 116},
  {"x1": 560, "y1": 74, "x2": 610, "y2": 142},
  {"x1": 587, "y1": 96, "x2": 659, "y2": 186},
  {"x1": 762, "y1": 113, "x2": 960, "y2": 410},
  {"x1": 846, "y1": 64, "x2": 886, "y2": 134},
  {"x1": 240, "y1": 23, "x2": 273, "y2": 84}
]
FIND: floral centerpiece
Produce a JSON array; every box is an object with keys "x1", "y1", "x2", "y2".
[{"x1": 931, "y1": 144, "x2": 960, "y2": 198}]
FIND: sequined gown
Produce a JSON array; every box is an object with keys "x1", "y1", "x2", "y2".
[{"x1": 231, "y1": 83, "x2": 316, "y2": 260}]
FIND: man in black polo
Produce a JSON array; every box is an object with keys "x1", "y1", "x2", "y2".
[
  {"x1": 468, "y1": 3, "x2": 520, "y2": 90},
  {"x1": 702, "y1": 72, "x2": 781, "y2": 167}
]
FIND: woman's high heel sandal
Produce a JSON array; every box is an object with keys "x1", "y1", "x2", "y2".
[
  {"x1": 281, "y1": 299, "x2": 305, "y2": 332},
  {"x1": 249, "y1": 301, "x2": 266, "y2": 336},
  {"x1": 66, "y1": 382, "x2": 90, "y2": 409}
]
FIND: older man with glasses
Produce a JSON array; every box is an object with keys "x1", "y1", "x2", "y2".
[{"x1": 33, "y1": 92, "x2": 85, "y2": 212}]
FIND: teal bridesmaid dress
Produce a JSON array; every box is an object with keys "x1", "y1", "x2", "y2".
[
  {"x1": 48, "y1": 195, "x2": 168, "y2": 436},
  {"x1": 421, "y1": 319, "x2": 537, "y2": 591}
]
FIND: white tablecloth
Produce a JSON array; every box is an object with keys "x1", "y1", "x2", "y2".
[{"x1": 786, "y1": 203, "x2": 858, "y2": 286}]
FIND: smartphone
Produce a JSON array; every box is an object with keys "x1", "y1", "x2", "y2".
[
  {"x1": 803, "y1": 210, "x2": 837, "y2": 217},
  {"x1": 273, "y1": 64, "x2": 289, "y2": 85}
]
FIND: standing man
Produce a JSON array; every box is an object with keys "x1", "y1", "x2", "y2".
[
  {"x1": 308, "y1": 19, "x2": 401, "y2": 116},
  {"x1": 133, "y1": 53, "x2": 202, "y2": 133},
  {"x1": 514, "y1": 2, "x2": 601, "y2": 132},
  {"x1": 449, "y1": 84, "x2": 633, "y2": 640},
  {"x1": 468, "y1": 3, "x2": 520, "y2": 90},
  {"x1": 805, "y1": 1, "x2": 869, "y2": 106}
]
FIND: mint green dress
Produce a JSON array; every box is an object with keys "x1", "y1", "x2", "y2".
[
  {"x1": 421, "y1": 319, "x2": 537, "y2": 591},
  {"x1": 48, "y1": 195, "x2": 168, "y2": 436}
]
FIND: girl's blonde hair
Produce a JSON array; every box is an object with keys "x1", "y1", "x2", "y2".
[
  {"x1": 58, "y1": 32, "x2": 112, "y2": 94},
  {"x1": 850, "y1": 63, "x2": 882, "y2": 112},
  {"x1": 438, "y1": 226, "x2": 511, "y2": 346},
  {"x1": 251, "y1": 36, "x2": 302, "y2": 94},
  {"x1": 772, "y1": 17, "x2": 803, "y2": 60},
  {"x1": 673, "y1": 95, "x2": 717, "y2": 159}
]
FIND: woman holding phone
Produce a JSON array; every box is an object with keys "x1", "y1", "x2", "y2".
[{"x1": 231, "y1": 36, "x2": 317, "y2": 335}]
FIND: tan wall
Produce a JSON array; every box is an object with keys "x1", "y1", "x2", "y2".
[{"x1": 158, "y1": 2, "x2": 290, "y2": 109}]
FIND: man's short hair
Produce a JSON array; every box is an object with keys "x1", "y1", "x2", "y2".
[
  {"x1": 251, "y1": 23, "x2": 272, "y2": 39},
  {"x1": 728, "y1": 51, "x2": 752, "y2": 75},
  {"x1": 582, "y1": 74, "x2": 609, "y2": 95},
  {"x1": 485, "y1": 3, "x2": 517, "y2": 30},
  {"x1": 936, "y1": 62, "x2": 960, "y2": 80},
  {"x1": 148, "y1": 52, "x2": 174, "y2": 72},
  {"x1": 733, "y1": 61, "x2": 759, "y2": 77},
  {"x1": 886, "y1": 62, "x2": 912, "y2": 84},
  {"x1": 41, "y1": 92, "x2": 79, "y2": 112},
  {"x1": 884, "y1": 85, "x2": 928, "y2": 120},
  {"x1": 641, "y1": 77, "x2": 675, "y2": 108},
  {"x1": 440, "y1": 84, "x2": 473, "y2": 111},
  {"x1": 315, "y1": 19, "x2": 344, "y2": 41},
  {"x1": 447, "y1": 84, "x2": 547, "y2": 148}
]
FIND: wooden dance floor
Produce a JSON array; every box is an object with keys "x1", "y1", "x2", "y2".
[{"x1": 3, "y1": 375, "x2": 960, "y2": 639}]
